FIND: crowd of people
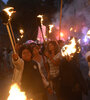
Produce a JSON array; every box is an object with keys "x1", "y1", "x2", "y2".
[{"x1": 0, "y1": 38, "x2": 90, "y2": 100}]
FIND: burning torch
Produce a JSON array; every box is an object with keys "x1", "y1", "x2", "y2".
[
  {"x1": 0, "y1": 7, "x2": 16, "y2": 53},
  {"x1": 19, "y1": 28, "x2": 24, "y2": 39},
  {"x1": 37, "y1": 15, "x2": 45, "y2": 44},
  {"x1": 61, "y1": 37, "x2": 81, "y2": 58},
  {"x1": 48, "y1": 24, "x2": 54, "y2": 34}
]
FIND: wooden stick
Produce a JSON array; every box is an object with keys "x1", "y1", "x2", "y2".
[
  {"x1": 40, "y1": 26, "x2": 45, "y2": 46},
  {"x1": 59, "y1": 0, "x2": 63, "y2": 40},
  {"x1": 8, "y1": 20, "x2": 16, "y2": 45},
  {"x1": 6, "y1": 24, "x2": 16, "y2": 53}
]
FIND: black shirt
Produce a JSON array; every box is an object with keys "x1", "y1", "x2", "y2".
[{"x1": 21, "y1": 60, "x2": 44, "y2": 94}]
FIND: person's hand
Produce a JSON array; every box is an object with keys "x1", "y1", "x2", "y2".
[
  {"x1": 15, "y1": 43, "x2": 21, "y2": 53},
  {"x1": 12, "y1": 53, "x2": 18, "y2": 61},
  {"x1": 47, "y1": 87, "x2": 53, "y2": 94}
]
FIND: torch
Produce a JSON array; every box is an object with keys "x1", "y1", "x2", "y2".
[
  {"x1": 19, "y1": 28, "x2": 24, "y2": 39},
  {"x1": 1, "y1": 7, "x2": 16, "y2": 53},
  {"x1": 61, "y1": 37, "x2": 81, "y2": 58},
  {"x1": 48, "y1": 24, "x2": 54, "y2": 34},
  {"x1": 37, "y1": 15, "x2": 45, "y2": 44}
]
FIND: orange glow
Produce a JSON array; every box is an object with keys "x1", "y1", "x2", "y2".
[
  {"x1": 87, "y1": 30, "x2": 90, "y2": 38},
  {"x1": 60, "y1": 32, "x2": 64, "y2": 37},
  {"x1": 20, "y1": 35, "x2": 24, "y2": 38},
  {"x1": 74, "y1": 29, "x2": 77, "y2": 32},
  {"x1": 19, "y1": 29, "x2": 24, "y2": 34},
  {"x1": 61, "y1": 37, "x2": 81, "y2": 57},
  {"x1": 70, "y1": 27, "x2": 73, "y2": 31},
  {"x1": 7, "y1": 83, "x2": 27, "y2": 100}
]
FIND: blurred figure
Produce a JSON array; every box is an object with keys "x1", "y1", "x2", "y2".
[
  {"x1": 58, "y1": 40, "x2": 64, "y2": 50},
  {"x1": 46, "y1": 41, "x2": 62, "y2": 100},
  {"x1": 60, "y1": 53, "x2": 88, "y2": 100},
  {"x1": 12, "y1": 45, "x2": 46, "y2": 100},
  {"x1": 85, "y1": 51, "x2": 90, "y2": 77}
]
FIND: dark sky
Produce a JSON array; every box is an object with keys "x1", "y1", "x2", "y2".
[{"x1": 2, "y1": 0, "x2": 8, "y2": 4}]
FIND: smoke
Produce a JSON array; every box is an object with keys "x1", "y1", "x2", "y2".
[{"x1": 53, "y1": 0, "x2": 90, "y2": 40}]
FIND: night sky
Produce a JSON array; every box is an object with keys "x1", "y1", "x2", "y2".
[{"x1": 2, "y1": 0, "x2": 8, "y2": 4}]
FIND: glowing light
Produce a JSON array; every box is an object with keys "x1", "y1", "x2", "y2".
[
  {"x1": 37, "y1": 38, "x2": 40, "y2": 41},
  {"x1": 70, "y1": 27, "x2": 73, "y2": 31},
  {"x1": 3, "y1": 7, "x2": 16, "y2": 17},
  {"x1": 49, "y1": 25, "x2": 54, "y2": 33},
  {"x1": 37, "y1": 15, "x2": 43, "y2": 25},
  {"x1": 19, "y1": 29, "x2": 24, "y2": 34},
  {"x1": 17, "y1": 38, "x2": 20, "y2": 41},
  {"x1": 78, "y1": 39, "x2": 81, "y2": 44},
  {"x1": 60, "y1": 32, "x2": 64, "y2": 37},
  {"x1": 87, "y1": 30, "x2": 90, "y2": 38},
  {"x1": 74, "y1": 29, "x2": 77, "y2": 32},
  {"x1": 61, "y1": 37, "x2": 81, "y2": 57},
  {"x1": 7, "y1": 83, "x2": 27, "y2": 100},
  {"x1": 20, "y1": 35, "x2": 24, "y2": 38},
  {"x1": 84, "y1": 36, "x2": 88, "y2": 42}
]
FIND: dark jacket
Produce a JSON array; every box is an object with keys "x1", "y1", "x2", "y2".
[{"x1": 21, "y1": 60, "x2": 45, "y2": 94}]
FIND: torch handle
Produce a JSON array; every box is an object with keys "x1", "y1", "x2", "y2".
[
  {"x1": 59, "y1": 0, "x2": 63, "y2": 40},
  {"x1": 8, "y1": 21, "x2": 16, "y2": 45},
  {"x1": 6, "y1": 24, "x2": 16, "y2": 53},
  {"x1": 40, "y1": 26, "x2": 45, "y2": 46}
]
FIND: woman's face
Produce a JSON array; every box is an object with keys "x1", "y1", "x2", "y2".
[
  {"x1": 48, "y1": 43, "x2": 55, "y2": 51},
  {"x1": 22, "y1": 49, "x2": 32, "y2": 61},
  {"x1": 33, "y1": 47, "x2": 39, "y2": 56}
]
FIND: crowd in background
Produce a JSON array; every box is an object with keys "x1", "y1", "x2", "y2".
[{"x1": 0, "y1": 38, "x2": 90, "y2": 100}]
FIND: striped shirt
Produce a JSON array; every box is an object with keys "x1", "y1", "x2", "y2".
[{"x1": 48, "y1": 52, "x2": 62, "y2": 78}]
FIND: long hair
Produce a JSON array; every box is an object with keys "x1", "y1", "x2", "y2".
[{"x1": 47, "y1": 41, "x2": 59, "y2": 55}]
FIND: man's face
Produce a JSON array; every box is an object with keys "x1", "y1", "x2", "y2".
[{"x1": 22, "y1": 49, "x2": 32, "y2": 61}]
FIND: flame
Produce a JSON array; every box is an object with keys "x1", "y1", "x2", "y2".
[
  {"x1": 37, "y1": 15, "x2": 43, "y2": 25},
  {"x1": 49, "y1": 25, "x2": 54, "y2": 33},
  {"x1": 20, "y1": 29, "x2": 24, "y2": 34},
  {"x1": 77, "y1": 39, "x2": 81, "y2": 44},
  {"x1": 61, "y1": 37, "x2": 80, "y2": 57},
  {"x1": 7, "y1": 83, "x2": 27, "y2": 100},
  {"x1": 87, "y1": 30, "x2": 90, "y2": 38},
  {"x1": 70, "y1": 27, "x2": 73, "y2": 31},
  {"x1": 17, "y1": 38, "x2": 20, "y2": 41},
  {"x1": 20, "y1": 35, "x2": 24, "y2": 38},
  {"x1": 3, "y1": 7, "x2": 16, "y2": 17},
  {"x1": 60, "y1": 32, "x2": 64, "y2": 37}
]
